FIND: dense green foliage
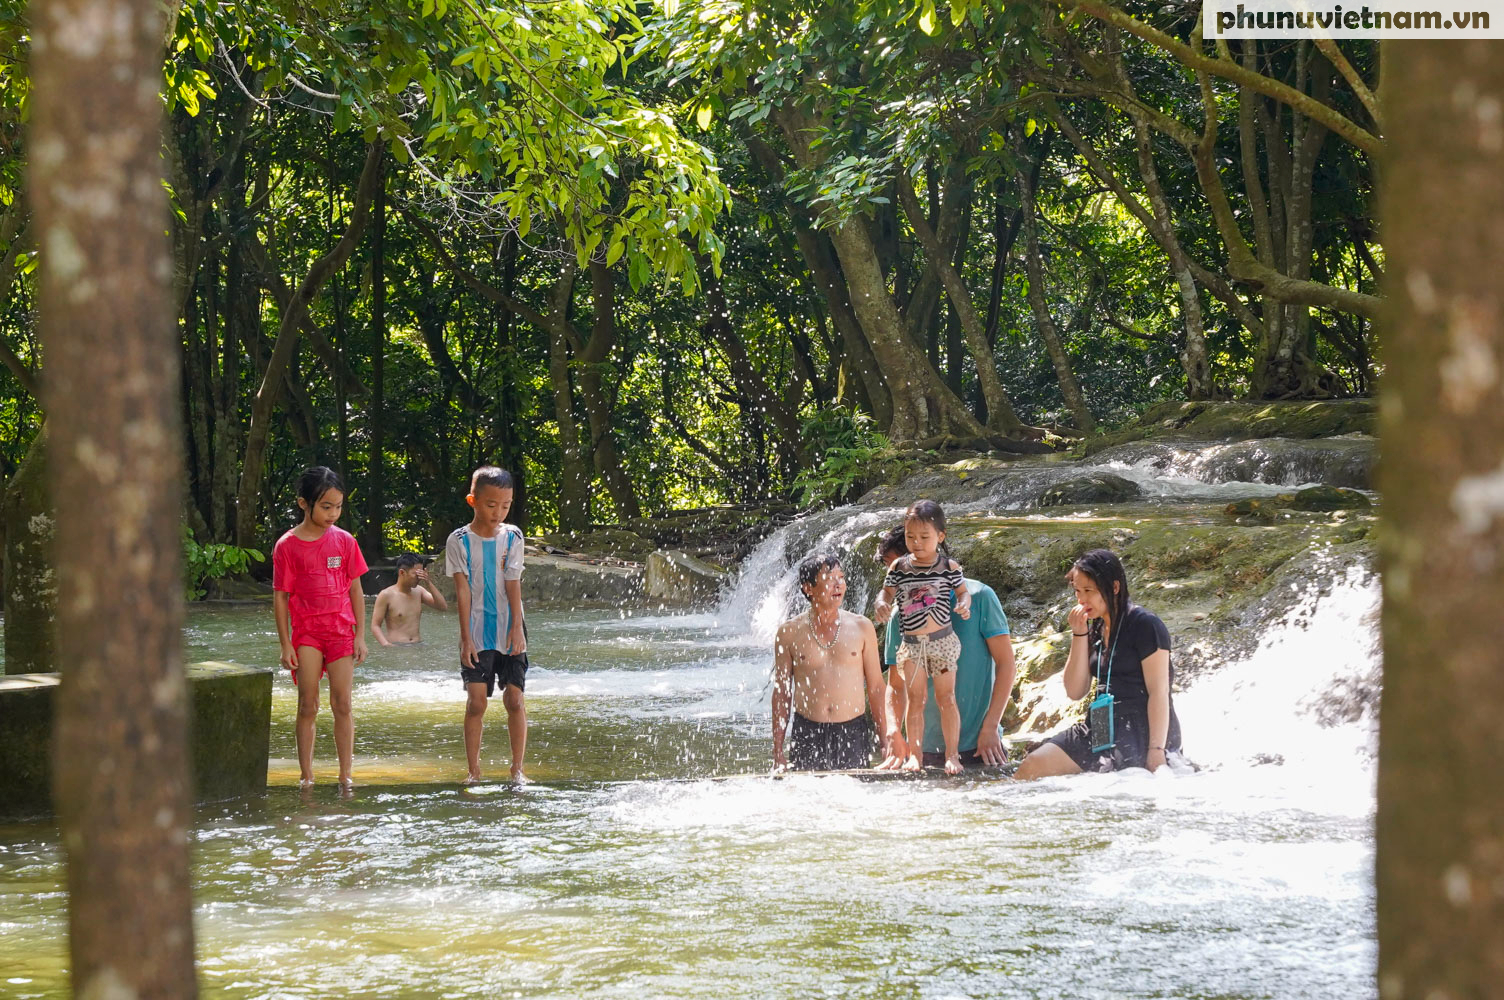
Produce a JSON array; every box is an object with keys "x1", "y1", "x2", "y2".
[{"x1": 0, "y1": 0, "x2": 1382, "y2": 562}]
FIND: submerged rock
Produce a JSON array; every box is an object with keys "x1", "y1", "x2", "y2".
[
  {"x1": 1035, "y1": 473, "x2": 1143, "y2": 507},
  {"x1": 1288, "y1": 486, "x2": 1372, "y2": 511}
]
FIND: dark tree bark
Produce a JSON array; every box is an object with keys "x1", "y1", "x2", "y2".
[
  {"x1": 29, "y1": 0, "x2": 197, "y2": 991},
  {"x1": 579, "y1": 260, "x2": 641, "y2": 519},
  {"x1": 1376, "y1": 40, "x2": 1504, "y2": 1000},
  {"x1": 2, "y1": 431, "x2": 54, "y2": 675}
]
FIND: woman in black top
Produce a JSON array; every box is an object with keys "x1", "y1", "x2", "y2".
[{"x1": 1015, "y1": 549, "x2": 1182, "y2": 778}]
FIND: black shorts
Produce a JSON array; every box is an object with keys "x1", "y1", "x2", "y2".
[
  {"x1": 788, "y1": 712, "x2": 875, "y2": 771},
  {"x1": 1046, "y1": 706, "x2": 1181, "y2": 772},
  {"x1": 461, "y1": 649, "x2": 528, "y2": 697}
]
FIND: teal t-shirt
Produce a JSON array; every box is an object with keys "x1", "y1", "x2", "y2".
[{"x1": 884, "y1": 578, "x2": 1010, "y2": 754}]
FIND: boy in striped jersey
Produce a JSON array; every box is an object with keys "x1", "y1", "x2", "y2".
[{"x1": 446, "y1": 466, "x2": 529, "y2": 783}]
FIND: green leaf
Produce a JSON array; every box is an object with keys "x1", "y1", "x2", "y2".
[
  {"x1": 695, "y1": 103, "x2": 713, "y2": 129},
  {"x1": 918, "y1": 1, "x2": 938, "y2": 34}
]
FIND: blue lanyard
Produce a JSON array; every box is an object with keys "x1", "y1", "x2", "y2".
[{"x1": 1094, "y1": 619, "x2": 1122, "y2": 695}]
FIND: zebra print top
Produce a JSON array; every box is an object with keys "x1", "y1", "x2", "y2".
[{"x1": 883, "y1": 554, "x2": 965, "y2": 633}]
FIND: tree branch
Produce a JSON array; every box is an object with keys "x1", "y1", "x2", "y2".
[{"x1": 1047, "y1": 0, "x2": 1382, "y2": 154}]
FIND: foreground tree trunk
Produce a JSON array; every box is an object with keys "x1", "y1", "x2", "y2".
[
  {"x1": 29, "y1": 0, "x2": 198, "y2": 990},
  {"x1": 1377, "y1": 40, "x2": 1504, "y2": 999}
]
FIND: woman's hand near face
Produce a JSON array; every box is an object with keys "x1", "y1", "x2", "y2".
[{"x1": 1067, "y1": 603, "x2": 1090, "y2": 635}]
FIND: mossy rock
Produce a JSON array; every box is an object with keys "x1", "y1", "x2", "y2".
[
  {"x1": 1223, "y1": 498, "x2": 1286, "y2": 523},
  {"x1": 1035, "y1": 473, "x2": 1143, "y2": 507},
  {"x1": 1085, "y1": 399, "x2": 1375, "y2": 455},
  {"x1": 541, "y1": 528, "x2": 656, "y2": 561},
  {"x1": 1287, "y1": 486, "x2": 1372, "y2": 511}
]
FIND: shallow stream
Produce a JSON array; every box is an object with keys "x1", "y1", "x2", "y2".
[{"x1": 0, "y1": 437, "x2": 1381, "y2": 998}]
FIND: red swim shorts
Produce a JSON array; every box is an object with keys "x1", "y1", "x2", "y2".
[{"x1": 289, "y1": 630, "x2": 355, "y2": 685}]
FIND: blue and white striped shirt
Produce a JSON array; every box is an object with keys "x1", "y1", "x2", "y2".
[{"x1": 444, "y1": 523, "x2": 526, "y2": 652}]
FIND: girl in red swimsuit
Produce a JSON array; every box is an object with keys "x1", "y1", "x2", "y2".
[{"x1": 272, "y1": 467, "x2": 369, "y2": 789}]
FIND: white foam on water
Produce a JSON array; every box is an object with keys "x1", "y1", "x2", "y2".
[{"x1": 1177, "y1": 563, "x2": 1381, "y2": 776}]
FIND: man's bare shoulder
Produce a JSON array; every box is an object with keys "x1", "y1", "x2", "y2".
[
  {"x1": 841, "y1": 610, "x2": 877, "y2": 639},
  {"x1": 776, "y1": 614, "x2": 810, "y2": 634}
]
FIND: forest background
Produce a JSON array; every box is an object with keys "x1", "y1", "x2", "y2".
[{"x1": 0, "y1": 0, "x2": 1382, "y2": 560}]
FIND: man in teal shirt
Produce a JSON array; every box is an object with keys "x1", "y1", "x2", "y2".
[{"x1": 876, "y1": 528, "x2": 1016, "y2": 767}]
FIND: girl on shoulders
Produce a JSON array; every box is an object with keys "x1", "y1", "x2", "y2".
[
  {"x1": 271, "y1": 466, "x2": 369, "y2": 789},
  {"x1": 873, "y1": 500, "x2": 971, "y2": 774},
  {"x1": 1015, "y1": 548, "x2": 1183, "y2": 778}
]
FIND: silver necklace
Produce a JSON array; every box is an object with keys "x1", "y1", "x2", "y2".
[{"x1": 807, "y1": 607, "x2": 841, "y2": 651}]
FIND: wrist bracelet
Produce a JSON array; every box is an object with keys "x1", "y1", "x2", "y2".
[
  {"x1": 1150, "y1": 745, "x2": 1165, "y2": 752},
  {"x1": 1072, "y1": 631, "x2": 1088, "y2": 637}
]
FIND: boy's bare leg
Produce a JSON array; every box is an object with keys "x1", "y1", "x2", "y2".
[
  {"x1": 326, "y1": 655, "x2": 356, "y2": 787},
  {"x1": 502, "y1": 684, "x2": 528, "y2": 782},
  {"x1": 464, "y1": 683, "x2": 489, "y2": 782},
  {"x1": 933, "y1": 668, "x2": 963, "y2": 775},
  {"x1": 295, "y1": 646, "x2": 326, "y2": 786},
  {"x1": 903, "y1": 663, "x2": 926, "y2": 771}
]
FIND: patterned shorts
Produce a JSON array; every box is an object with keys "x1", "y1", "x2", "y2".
[{"x1": 896, "y1": 628, "x2": 962, "y2": 678}]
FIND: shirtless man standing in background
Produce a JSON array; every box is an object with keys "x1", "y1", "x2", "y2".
[
  {"x1": 772, "y1": 553, "x2": 889, "y2": 771},
  {"x1": 371, "y1": 553, "x2": 448, "y2": 645}
]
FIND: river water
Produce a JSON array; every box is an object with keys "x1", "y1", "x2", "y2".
[{"x1": 0, "y1": 439, "x2": 1380, "y2": 999}]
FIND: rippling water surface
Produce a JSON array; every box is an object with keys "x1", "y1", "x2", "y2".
[{"x1": 0, "y1": 561, "x2": 1378, "y2": 999}]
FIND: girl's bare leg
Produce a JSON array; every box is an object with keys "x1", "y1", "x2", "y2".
[
  {"x1": 876, "y1": 667, "x2": 908, "y2": 769},
  {"x1": 933, "y1": 668, "x2": 963, "y2": 775},
  {"x1": 295, "y1": 646, "x2": 326, "y2": 786},
  {"x1": 325, "y1": 654, "x2": 356, "y2": 787},
  {"x1": 903, "y1": 663, "x2": 927, "y2": 771}
]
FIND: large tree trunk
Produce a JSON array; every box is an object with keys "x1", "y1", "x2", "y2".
[
  {"x1": 234, "y1": 142, "x2": 382, "y2": 546},
  {"x1": 744, "y1": 136, "x2": 891, "y2": 424},
  {"x1": 29, "y1": 0, "x2": 197, "y2": 991},
  {"x1": 1376, "y1": 40, "x2": 1504, "y2": 999},
  {"x1": 579, "y1": 261, "x2": 641, "y2": 520},
  {"x1": 2, "y1": 432, "x2": 54, "y2": 675},
  {"x1": 896, "y1": 172, "x2": 1024, "y2": 432},
  {"x1": 775, "y1": 109, "x2": 995, "y2": 442},
  {"x1": 1017, "y1": 168, "x2": 1095, "y2": 432},
  {"x1": 548, "y1": 317, "x2": 592, "y2": 533}
]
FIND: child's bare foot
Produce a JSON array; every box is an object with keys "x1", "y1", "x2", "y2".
[
  {"x1": 462, "y1": 773, "x2": 483, "y2": 785},
  {"x1": 944, "y1": 756, "x2": 964, "y2": 776},
  {"x1": 510, "y1": 767, "x2": 531, "y2": 784},
  {"x1": 901, "y1": 754, "x2": 922, "y2": 772}
]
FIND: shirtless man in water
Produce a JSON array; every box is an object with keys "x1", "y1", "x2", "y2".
[
  {"x1": 371, "y1": 553, "x2": 448, "y2": 645},
  {"x1": 772, "y1": 553, "x2": 890, "y2": 771}
]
